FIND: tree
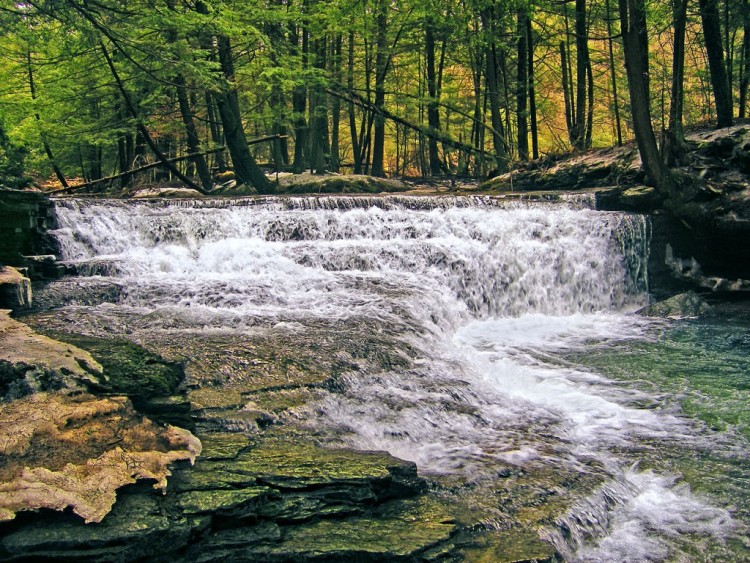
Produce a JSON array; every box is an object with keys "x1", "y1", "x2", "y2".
[
  {"x1": 516, "y1": 9, "x2": 529, "y2": 161},
  {"x1": 699, "y1": 0, "x2": 734, "y2": 127},
  {"x1": 665, "y1": 0, "x2": 689, "y2": 165},
  {"x1": 618, "y1": 0, "x2": 671, "y2": 190}
]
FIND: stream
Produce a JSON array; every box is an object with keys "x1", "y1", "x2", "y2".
[{"x1": 32, "y1": 195, "x2": 750, "y2": 561}]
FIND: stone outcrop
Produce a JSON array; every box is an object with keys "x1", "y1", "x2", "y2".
[
  {"x1": 0, "y1": 312, "x2": 200, "y2": 527},
  {"x1": 0, "y1": 190, "x2": 56, "y2": 265},
  {"x1": 0, "y1": 267, "x2": 31, "y2": 310},
  {"x1": 0, "y1": 392, "x2": 200, "y2": 523},
  {"x1": 0, "y1": 431, "x2": 453, "y2": 562},
  {"x1": 0, "y1": 311, "x2": 103, "y2": 399}
]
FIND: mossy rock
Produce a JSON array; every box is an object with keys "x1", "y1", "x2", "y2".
[
  {"x1": 279, "y1": 174, "x2": 408, "y2": 195},
  {"x1": 227, "y1": 436, "x2": 420, "y2": 489},
  {"x1": 638, "y1": 291, "x2": 712, "y2": 318},
  {"x1": 176, "y1": 486, "x2": 274, "y2": 516},
  {"x1": 0, "y1": 493, "x2": 207, "y2": 562},
  {"x1": 43, "y1": 333, "x2": 183, "y2": 397},
  {"x1": 267, "y1": 496, "x2": 457, "y2": 561}
]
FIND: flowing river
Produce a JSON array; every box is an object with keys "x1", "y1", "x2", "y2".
[{"x1": 35, "y1": 196, "x2": 750, "y2": 561}]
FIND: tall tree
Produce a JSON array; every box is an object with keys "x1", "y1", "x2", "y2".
[
  {"x1": 665, "y1": 0, "x2": 689, "y2": 165},
  {"x1": 516, "y1": 9, "x2": 529, "y2": 161},
  {"x1": 425, "y1": 13, "x2": 443, "y2": 174},
  {"x1": 740, "y1": 0, "x2": 750, "y2": 117},
  {"x1": 618, "y1": 0, "x2": 671, "y2": 190},
  {"x1": 215, "y1": 36, "x2": 273, "y2": 192},
  {"x1": 573, "y1": 0, "x2": 593, "y2": 150},
  {"x1": 371, "y1": 0, "x2": 389, "y2": 177},
  {"x1": 699, "y1": 0, "x2": 734, "y2": 127}
]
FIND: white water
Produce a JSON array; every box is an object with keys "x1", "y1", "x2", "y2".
[{"x1": 50, "y1": 196, "x2": 736, "y2": 560}]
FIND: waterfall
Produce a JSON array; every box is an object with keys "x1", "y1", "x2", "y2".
[
  {"x1": 47, "y1": 196, "x2": 739, "y2": 561},
  {"x1": 52, "y1": 196, "x2": 648, "y2": 320}
]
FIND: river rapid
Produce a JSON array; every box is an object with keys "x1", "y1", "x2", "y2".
[{"x1": 32, "y1": 195, "x2": 750, "y2": 561}]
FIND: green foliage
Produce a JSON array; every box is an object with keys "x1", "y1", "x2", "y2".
[
  {"x1": 0, "y1": 121, "x2": 31, "y2": 189},
  {"x1": 0, "y1": 0, "x2": 744, "y2": 182}
]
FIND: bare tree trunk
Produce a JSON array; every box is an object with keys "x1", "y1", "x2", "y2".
[
  {"x1": 481, "y1": 9, "x2": 508, "y2": 171},
  {"x1": 516, "y1": 10, "x2": 529, "y2": 161},
  {"x1": 290, "y1": 22, "x2": 309, "y2": 172},
  {"x1": 309, "y1": 35, "x2": 329, "y2": 174},
  {"x1": 699, "y1": 0, "x2": 734, "y2": 127},
  {"x1": 330, "y1": 33, "x2": 343, "y2": 172},
  {"x1": 215, "y1": 36, "x2": 272, "y2": 192},
  {"x1": 205, "y1": 93, "x2": 227, "y2": 171},
  {"x1": 574, "y1": 0, "x2": 592, "y2": 150},
  {"x1": 740, "y1": 0, "x2": 750, "y2": 117},
  {"x1": 426, "y1": 16, "x2": 442, "y2": 175},
  {"x1": 665, "y1": 0, "x2": 689, "y2": 165},
  {"x1": 527, "y1": 18, "x2": 539, "y2": 160},
  {"x1": 605, "y1": 0, "x2": 623, "y2": 146},
  {"x1": 560, "y1": 41, "x2": 575, "y2": 145},
  {"x1": 371, "y1": 0, "x2": 388, "y2": 177},
  {"x1": 175, "y1": 74, "x2": 213, "y2": 190},
  {"x1": 618, "y1": 0, "x2": 672, "y2": 190}
]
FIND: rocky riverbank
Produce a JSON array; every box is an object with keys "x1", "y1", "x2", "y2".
[{"x1": 1, "y1": 307, "x2": 565, "y2": 562}]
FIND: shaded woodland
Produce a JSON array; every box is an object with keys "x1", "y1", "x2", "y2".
[{"x1": 0, "y1": 0, "x2": 746, "y2": 193}]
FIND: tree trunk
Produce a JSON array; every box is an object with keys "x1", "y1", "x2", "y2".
[
  {"x1": 330, "y1": 33, "x2": 343, "y2": 172},
  {"x1": 371, "y1": 0, "x2": 388, "y2": 177},
  {"x1": 481, "y1": 9, "x2": 508, "y2": 172},
  {"x1": 215, "y1": 36, "x2": 272, "y2": 192},
  {"x1": 574, "y1": 0, "x2": 592, "y2": 150},
  {"x1": 290, "y1": 23, "x2": 309, "y2": 173},
  {"x1": 699, "y1": 0, "x2": 734, "y2": 127},
  {"x1": 205, "y1": 93, "x2": 227, "y2": 171},
  {"x1": 740, "y1": 0, "x2": 750, "y2": 117},
  {"x1": 665, "y1": 0, "x2": 689, "y2": 165},
  {"x1": 560, "y1": 41, "x2": 575, "y2": 146},
  {"x1": 426, "y1": 17, "x2": 442, "y2": 175},
  {"x1": 175, "y1": 74, "x2": 213, "y2": 190},
  {"x1": 618, "y1": 0, "x2": 672, "y2": 190},
  {"x1": 527, "y1": 18, "x2": 539, "y2": 160},
  {"x1": 605, "y1": 0, "x2": 623, "y2": 146},
  {"x1": 516, "y1": 10, "x2": 529, "y2": 161},
  {"x1": 266, "y1": 4, "x2": 290, "y2": 170},
  {"x1": 309, "y1": 35, "x2": 329, "y2": 174}
]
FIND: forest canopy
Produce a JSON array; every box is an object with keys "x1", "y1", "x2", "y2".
[{"x1": 0, "y1": 0, "x2": 744, "y2": 191}]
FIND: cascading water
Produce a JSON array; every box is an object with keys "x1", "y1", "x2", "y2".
[{"x1": 41, "y1": 196, "x2": 748, "y2": 561}]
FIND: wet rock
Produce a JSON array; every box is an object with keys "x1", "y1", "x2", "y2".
[
  {"x1": 21, "y1": 254, "x2": 65, "y2": 280},
  {"x1": 0, "y1": 266, "x2": 31, "y2": 310},
  {"x1": 638, "y1": 291, "x2": 712, "y2": 318}
]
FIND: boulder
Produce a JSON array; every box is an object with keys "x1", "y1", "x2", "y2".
[{"x1": 637, "y1": 291, "x2": 712, "y2": 318}]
